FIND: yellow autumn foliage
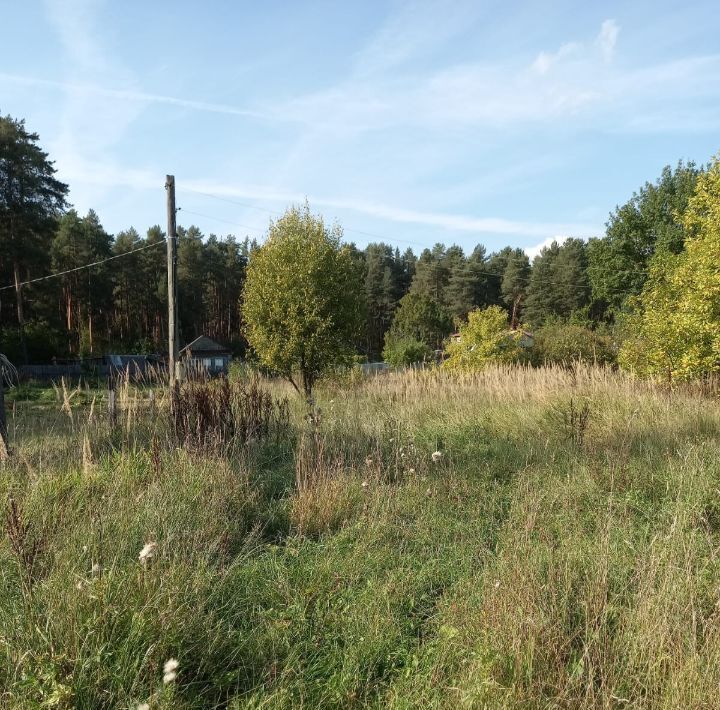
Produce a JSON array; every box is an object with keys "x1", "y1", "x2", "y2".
[{"x1": 619, "y1": 157, "x2": 720, "y2": 381}]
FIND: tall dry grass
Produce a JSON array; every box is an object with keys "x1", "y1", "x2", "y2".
[{"x1": 1, "y1": 364, "x2": 719, "y2": 707}]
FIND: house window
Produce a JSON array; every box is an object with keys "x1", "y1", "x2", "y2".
[
  {"x1": 203, "y1": 358, "x2": 213, "y2": 368},
  {"x1": 214, "y1": 358, "x2": 224, "y2": 368}
]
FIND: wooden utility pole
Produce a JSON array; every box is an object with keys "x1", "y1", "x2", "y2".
[{"x1": 166, "y1": 175, "x2": 180, "y2": 388}]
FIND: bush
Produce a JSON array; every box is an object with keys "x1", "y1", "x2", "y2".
[
  {"x1": 1, "y1": 321, "x2": 67, "y2": 363},
  {"x1": 382, "y1": 336, "x2": 431, "y2": 367},
  {"x1": 443, "y1": 306, "x2": 523, "y2": 371},
  {"x1": 532, "y1": 321, "x2": 616, "y2": 366}
]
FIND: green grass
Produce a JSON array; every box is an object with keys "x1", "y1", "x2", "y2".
[{"x1": 2, "y1": 365, "x2": 720, "y2": 708}]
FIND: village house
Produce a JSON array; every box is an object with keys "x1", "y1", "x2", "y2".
[{"x1": 180, "y1": 336, "x2": 232, "y2": 376}]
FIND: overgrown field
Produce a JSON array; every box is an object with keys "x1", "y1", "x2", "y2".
[{"x1": 2, "y1": 366, "x2": 720, "y2": 708}]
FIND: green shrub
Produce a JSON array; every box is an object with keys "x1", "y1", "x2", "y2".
[
  {"x1": 532, "y1": 321, "x2": 617, "y2": 366},
  {"x1": 382, "y1": 336, "x2": 431, "y2": 367},
  {"x1": 443, "y1": 306, "x2": 523, "y2": 371}
]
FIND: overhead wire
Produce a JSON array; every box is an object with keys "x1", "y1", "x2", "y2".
[
  {"x1": 1, "y1": 188, "x2": 650, "y2": 297},
  {"x1": 177, "y1": 187, "x2": 652, "y2": 293},
  {"x1": 0, "y1": 239, "x2": 166, "y2": 292}
]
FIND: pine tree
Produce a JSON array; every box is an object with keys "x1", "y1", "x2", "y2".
[
  {"x1": 0, "y1": 115, "x2": 68, "y2": 362},
  {"x1": 501, "y1": 249, "x2": 530, "y2": 328}
]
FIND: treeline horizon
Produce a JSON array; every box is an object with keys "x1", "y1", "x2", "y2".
[{"x1": 0, "y1": 113, "x2": 707, "y2": 365}]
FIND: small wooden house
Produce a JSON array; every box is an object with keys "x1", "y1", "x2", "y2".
[{"x1": 180, "y1": 336, "x2": 231, "y2": 376}]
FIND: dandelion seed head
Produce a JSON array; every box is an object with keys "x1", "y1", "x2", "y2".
[
  {"x1": 139, "y1": 541, "x2": 157, "y2": 564},
  {"x1": 431, "y1": 451, "x2": 442, "y2": 463},
  {"x1": 162, "y1": 658, "x2": 179, "y2": 684}
]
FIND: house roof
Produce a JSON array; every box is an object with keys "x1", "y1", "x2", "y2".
[{"x1": 180, "y1": 335, "x2": 230, "y2": 354}]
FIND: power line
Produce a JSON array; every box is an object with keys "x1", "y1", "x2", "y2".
[
  {"x1": 0, "y1": 239, "x2": 166, "y2": 292},
  {"x1": 178, "y1": 188, "x2": 654, "y2": 292},
  {"x1": 179, "y1": 187, "x2": 433, "y2": 248},
  {"x1": 177, "y1": 207, "x2": 266, "y2": 234},
  {"x1": 0, "y1": 188, "x2": 650, "y2": 298}
]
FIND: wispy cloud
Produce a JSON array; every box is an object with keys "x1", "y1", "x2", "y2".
[
  {"x1": 597, "y1": 19, "x2": 620, "y2": 62},
  {"x1": 354, "y1": 0, "x2": 484, "y2": 76},
  {"x1": 0, "y1": 73, "x2": 268, "y2": 120},
  {"x1": 182, "y1": 179, "x2": 601, "y2": 239},
  {"x1": 532, "y1": 42, "x2": 580, "y2": 75},
  {"x1": 273, "y1": 23, "x2": 719, "y2": 135}
]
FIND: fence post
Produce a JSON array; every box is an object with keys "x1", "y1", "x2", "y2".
[
  {"x1": 108, "y1": 369, "x2": 117, "y2": 427},
  {"x1": 0, "y1": 359, "x2": 10, "y2": 460}
]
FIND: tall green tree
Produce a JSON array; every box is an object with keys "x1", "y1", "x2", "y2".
[
  {"x1": 411, "y1": 243, "x2": 452, "y2": 304},
  {"x1": 0, "y1": 115, "x2": 68, "y2": 362},
  {"x1": 243, "y1": 204, "x2": 365, "y2": 398},
  {"x1": 364, "y1": 243, "x2": 403, "y2": 359},
  {"x1": 619, "y1": 158, "x2": 720, "y2": 380},
  {"x1": 177, "y1": 225, "x2": 206, "y2": 344},
  {"x1": 500, "y1": 248, "x2": 530, "y2": 328},
  {"x1": 112, "y1": 227, "x2": 143, "y2": 345},
  {"x1": 524, "y1": 239, "x2": 590, "y2": 328},
  {"x1": 385, "y1": 291, "x2": 452, "y2": 351},
  {"x1": 446, "y1": 244, "x2": 492, "y2": 322},
  {"x1": 588, "y1": 161, "x2": 700, "y2": 317},
  {"x1": 51, "y1": 210, "x2": 112, "y2": 354}
]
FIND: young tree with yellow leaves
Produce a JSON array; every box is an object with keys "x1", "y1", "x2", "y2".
[{"x1": 619, "y1": 157, "x2": 720, "y2": 381}]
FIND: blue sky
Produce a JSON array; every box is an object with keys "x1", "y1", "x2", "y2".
[{"x1": 1, "y1": 1, "x2": 719, "y2": 257}]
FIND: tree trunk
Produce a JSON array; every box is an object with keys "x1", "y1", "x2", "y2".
[
  {"x1": 510, "y1": 294, "x2": 522, "y2": 330},
  {"x1": 13, "y1": 261, "x2": 28, "y2": 366}
]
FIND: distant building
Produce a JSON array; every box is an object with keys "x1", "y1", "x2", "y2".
[
  {"x1": 514, "y1": 330, "x2": 535, "y2": 348},
  {"x1": 446, "y1": 330, "x2": 534, "y2": 349},
  {"x1": 180, "y1": 336, "x2": 232, "y2": 376}
]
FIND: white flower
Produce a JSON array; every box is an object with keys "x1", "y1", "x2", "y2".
[
  {"x1": 361, "y1": 480, "x2": 369, "y2": 488},
  {"x1": 408, "y1": 468, "x2": 415, "y2": 474},
  {"x1": 364, "y1": 456, "x2": 373, "y2": 466},
  {"x1": 431, "y1": 451, "x2": 442, "y2": 463},
  {"x1": 163, "y1": 658, "x2": 179, "y2": 684},
  {"x1": 139, "y1": 541, "x2": 157, "y2": 565},
  {"x1": 91, "y1": 562, "x2": 103, "y2": 576}
]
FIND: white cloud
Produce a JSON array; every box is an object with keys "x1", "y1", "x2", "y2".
[
  {"x1": 532, "y1": 42, "x2": 580, "y2": 75},
  {"x1": 597, "y1": 19, "x2": 620, "y2": 62},
  {"x1": 524, "y1": 235, "x2": 573, "y2": 260}
]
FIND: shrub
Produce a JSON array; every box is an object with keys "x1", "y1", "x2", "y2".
[
  {"x1": 382, "y1": 336, "x2": 431, "y2": 367},
  {"x1": 532, "y1": 322, "x2": 617, "y2": 367},
  {"x1": 443, "y1": 306, "x2": 523, "y2": 371}
]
